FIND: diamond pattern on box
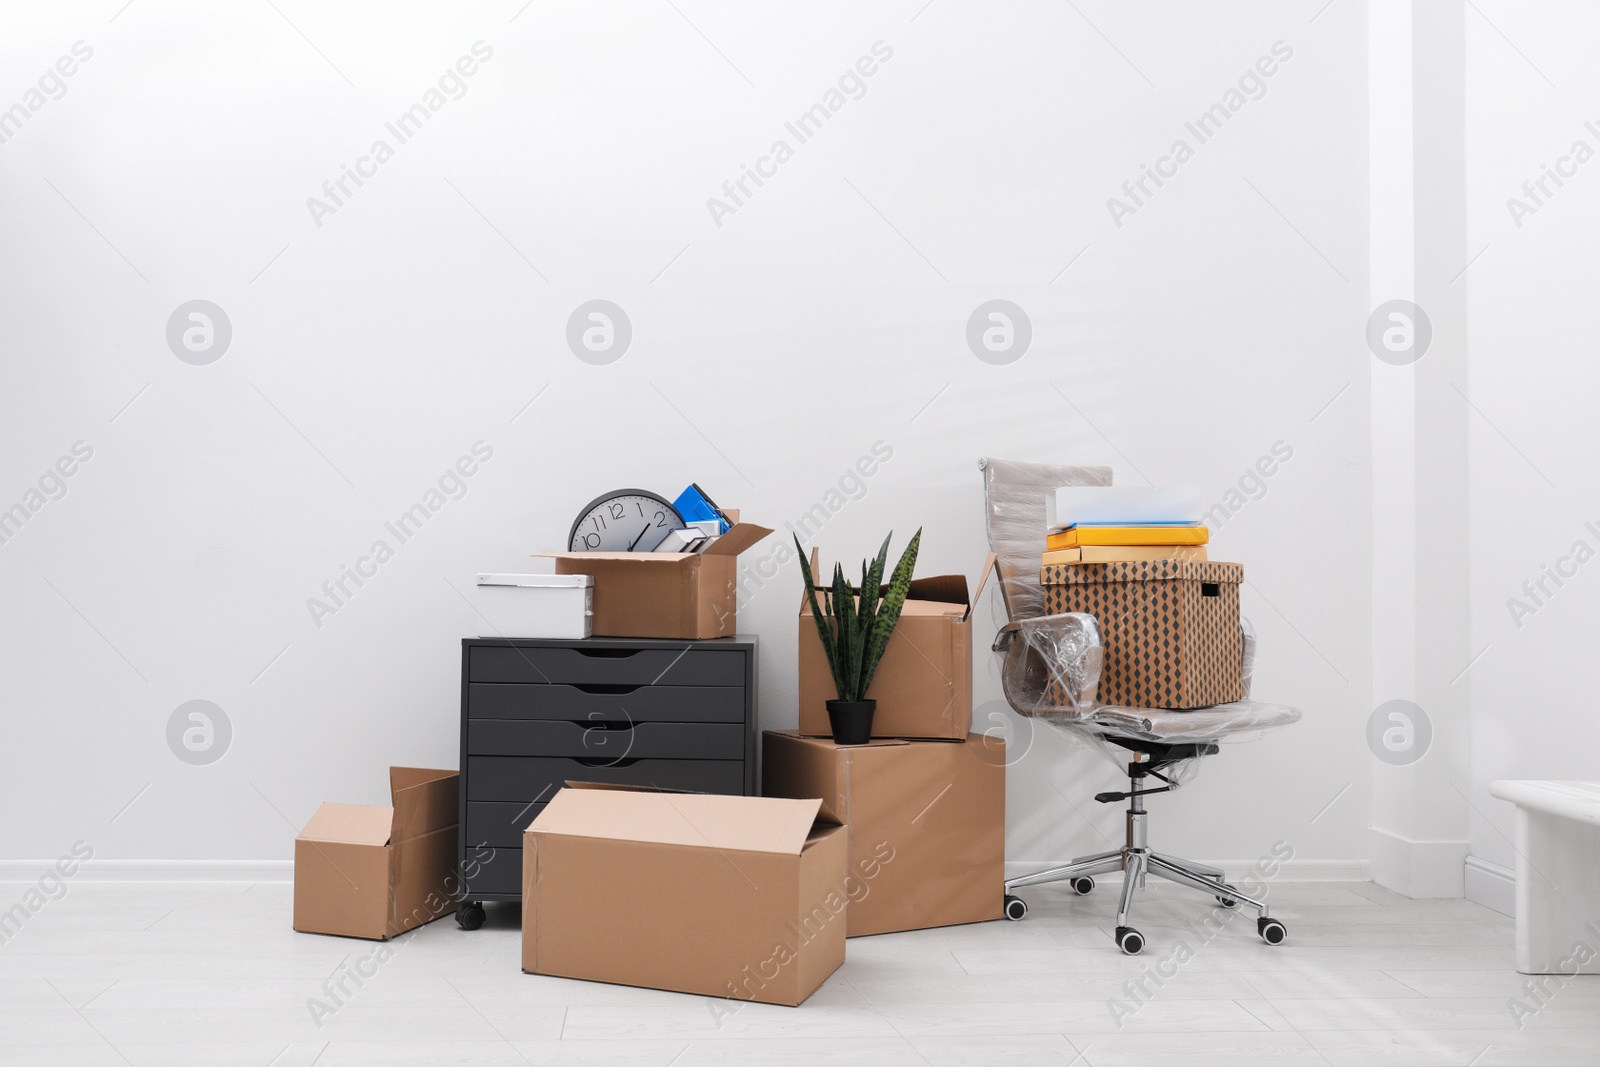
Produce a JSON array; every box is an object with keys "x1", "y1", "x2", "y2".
[{"x1": 1040, "y1": 561, "x2": 1244, "y2": 709}]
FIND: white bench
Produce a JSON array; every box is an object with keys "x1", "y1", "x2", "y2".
[{"x1": 1488, "y1": 780, "x2": 1600, "y2": 975}]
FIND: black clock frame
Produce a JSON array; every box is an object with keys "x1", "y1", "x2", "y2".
[{"x1": 567, "y1": 488, "x2": 686, "y2": 551}]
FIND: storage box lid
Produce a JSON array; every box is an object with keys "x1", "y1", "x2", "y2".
[
  {"x1": 1041, "y1": 560, "x2": 1244, "y2": 585},
  {"x1": 477, "y1": 573, "x2": 592, "y2": 588},
  {"x1": 529, "y1": 784, "x2": 824, "y2": 855}
]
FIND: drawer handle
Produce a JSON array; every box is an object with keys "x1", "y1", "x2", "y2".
[
  {"x1": 571, "y1": 683, "x2": 644, "y2": 695},
  {"x1": 577, "y1": 720, "x2": 634, "y2": 732},
  {"x1": 572, "y1": 648, "x2": 645, "y2": 660},
  {"x1": 572, "y1": 756, "x2": 640, "y2": 768}
]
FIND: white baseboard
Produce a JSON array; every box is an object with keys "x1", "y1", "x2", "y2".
[
  {"x1": 0, "y1": 860, "x2": 292, "y2": 885},
  {"x1": 1005, "y1": 859, "x2": 1368, "y2": 883},
  {"x1": 1368, "y1": 827, "x2": 1469, "y2": 898},
  {"x1": 1464, "y1": 855, "x2": 1516, "y2": 917}
]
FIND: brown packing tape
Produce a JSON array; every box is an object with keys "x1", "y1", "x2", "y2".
[{"x1": 965, "y1": 552, "x2": 998, "y2": 622}]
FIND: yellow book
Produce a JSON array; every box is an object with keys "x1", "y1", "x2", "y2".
[
  {"x1": 1041, "y1": 544, "x2": 1208, "y2": 566},
  {"x1": 1046, "y1": 525, "x2": 1209, "y2": 550}
]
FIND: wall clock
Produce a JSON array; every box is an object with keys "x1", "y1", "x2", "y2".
[{"x1": 568, "y1": 489, "x2": 687, "y2": 552}]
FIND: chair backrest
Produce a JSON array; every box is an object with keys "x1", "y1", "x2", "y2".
[{"x1": 979, "y1": 457, "x2": 1111, "y2": 624}]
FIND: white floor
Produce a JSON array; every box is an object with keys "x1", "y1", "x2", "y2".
[{"x1": 1, "y1": 877, "x2": 1596, "y2": 1066}]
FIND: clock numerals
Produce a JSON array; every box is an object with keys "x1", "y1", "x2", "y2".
[{"x1": 570, "y1": 490, "x2": 687, "y2": 552}]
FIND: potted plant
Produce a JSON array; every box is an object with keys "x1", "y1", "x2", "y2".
[{"x1": 796, "y1": 529, "x2": 921, "y2": 745}]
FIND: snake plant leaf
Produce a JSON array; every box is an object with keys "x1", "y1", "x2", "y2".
[
  {"x1": 796, "y1": 536, "x2": 841, "y2": 690},
  {"x1": 857, "y1": 533, "x2": 889, "y2": 634},
  {"x1": 832, "y1": 563, "x2": 861, "y2": 700},
  {"x1": 859, "y1": 528, "x2": 921, "y2": 694}
]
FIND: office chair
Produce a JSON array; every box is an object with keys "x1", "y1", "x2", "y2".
[{"x1": 981, "y1": 457, "x2": 1302, "y2": 955}]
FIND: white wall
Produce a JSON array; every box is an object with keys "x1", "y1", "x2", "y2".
[
  {"x1": 1462, "y1": 2, "x2": 1600, "y2": 894},
  {"x1": 0, "y1": 1, "x2": 1370, "y2": 874}
]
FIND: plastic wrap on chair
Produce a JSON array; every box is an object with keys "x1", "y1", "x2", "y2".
[
  {"x1": 979, "y1": 457, "x2": 1110, "y2": 622},
  {"x1": 997, "y1": 610, "x2": 1300, "y2": 781},
  {"x1": 1240, "y1": 615, "x2": 1257, "y2": 699},
  {"x1": 980, "y1": 455, "x2": 1300, "y2": 781}
]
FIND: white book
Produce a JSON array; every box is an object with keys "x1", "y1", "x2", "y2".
[
  {"x1": 1046, "y1": 485, "x2": 1204, "y2": 531},
  {"x1": 652, "y1": 529, "x2": 708, "y2": 553}
]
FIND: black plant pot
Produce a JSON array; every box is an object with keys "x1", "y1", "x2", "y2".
[{"x1": 826, "y1": 699, "x2": 876, "y2": 746}]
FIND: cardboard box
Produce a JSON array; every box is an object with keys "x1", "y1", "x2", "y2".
[
  {"x1": 522, "y1": 783, "x2": 847, "y2": 1006},
  {"x1": 294, "y1": 767, "x2": 459, "y2": 940},
  {"x1": 762, "y1": 731, "x2": 1004, "y2": 936},
  {"x1": 798, "y1": 553, "x2": 992, "y2": 740},
  {"x1": 1041, "y1": 559, "x2": 1243, "y2": 709},
  {"x1": 543, "y1": 522, "x2": 772, "y2": 639}
]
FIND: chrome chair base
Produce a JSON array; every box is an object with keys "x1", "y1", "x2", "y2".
[{"x1": 1002, "y1": 772, "x2": 1287, "y2": 954}]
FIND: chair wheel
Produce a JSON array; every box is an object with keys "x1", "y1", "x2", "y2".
[
  {"x1": 1003, "y1": 895, "x2": 1028, "y2": 921},
  {"x1": 1116, "y1": 926, "x2": 1144, "y2": 955},
  {"x1": 1216, "y1": 895, "x2": 1238, "y2": 908},
  {"x1": 1071, "y1": 876, "x2": 1095, "y2": 895},
  {"x1": 1257, "y1": 917, "x2": 1287, "y2": 945},
  {"x1": 456, "y1": 902, "x2": 485, "y2": 931}
]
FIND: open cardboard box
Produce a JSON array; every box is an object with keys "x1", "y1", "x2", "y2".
[
  {"x1": 763, "y1": 731, "x2": 1005, "y2": 936},
  {"x1": 522, "y1": 782, "x2": 847, "y2": 1006},
  {"x1": 293, "y1": 767, "x2": 459, "y2": 940},
  {"x1": 798, "y1": 551, "x2": 994, "y2": 740},
  {"x1": 541, "y1": 513, "x2": 772, "y2": 639}
]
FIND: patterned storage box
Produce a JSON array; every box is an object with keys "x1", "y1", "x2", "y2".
[{"x1": 1040, "y1": 560, "x2": 1243, "y2": 710}]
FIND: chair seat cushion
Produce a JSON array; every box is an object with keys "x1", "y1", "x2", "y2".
[{"x1": 1026, "y1": 699, "x2": 1301, "y2": 745}]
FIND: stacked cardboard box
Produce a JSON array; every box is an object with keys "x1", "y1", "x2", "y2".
[
  {"x1": 779, "y1": 548, "x2": 1006, "y2": 938},
  {"x1": 796, "y1": 550, "x2": 993, "y2": 740},
  {"x1": 1039, "y1": 487, "x2": 1243, "y2": 709},
  {"x1": 763, "y1": 731, "x2": 1004, "y2": 936}
]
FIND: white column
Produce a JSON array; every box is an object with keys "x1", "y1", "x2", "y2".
[{"x1": 1367, "y1": 0, "x2": 1472, "y2": 897}]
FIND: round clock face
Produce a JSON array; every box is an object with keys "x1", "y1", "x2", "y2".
[{"x1": 569, "y1": 490, "x2": 687, "y2": 552}]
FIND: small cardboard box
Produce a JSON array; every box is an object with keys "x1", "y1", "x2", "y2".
[
  {"x1": 797, "y1": 553, "x2": 993, "y2": 740},
  {"x1": 293, "y1": 768, "x2": 459, "y2": 940},
  {"x1": 522, "y1": 783, "x2": 847, "y2": 1006},
  {"x1": 543, "y1": 522, "x2": 772, "y2": 640},
  {"x1": 1041, "y1": 559, "x2": 1244, "y2": 709},
  {"x1": 762, "y1": 731, "x2": 1005, "y2": 936}
]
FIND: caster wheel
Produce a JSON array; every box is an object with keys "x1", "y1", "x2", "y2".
[
  {"x1": 1116, "y1": 926, "x2": 1145, "y2": 955},
  {"x1": 1216, "y1": 895, "x2": 1238, "y2": 909},
  {"x1": 1257, "y1": 917, "x2": 1287, "y2": 945},
  {"x1": 456, "y1": 902, "x2": 486, "y2": 931},
  {"x1": 1071, "y1": 876, "x2": 1095, "y2": 895},
  {"x1": 1003, "y1": 895, "x2": 1028, "y2": 921}
]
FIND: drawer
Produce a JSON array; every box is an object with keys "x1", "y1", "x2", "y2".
[
  {"x1": 468, "y1": 645, "x2": 744, "y2": 687},
  {"x1": 466, "y1": 756, "x2": 747, "y2": 802},
  {"x1": 460, "y1": 846, "x2": 521, "y2": 898},
  {"x1": 466, "y1": 801, "x2": 546, "y2": 850},
  {"x1": 467, "y1": 683, "x2": 745, "y2": 724},
  {"x1": 468, "y1": 719, "x2": 744, "y2": 760}
]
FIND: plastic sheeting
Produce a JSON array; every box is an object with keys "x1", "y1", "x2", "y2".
[{"x1": 979, "y1": 456, "x2": 1301, "y2": 779}]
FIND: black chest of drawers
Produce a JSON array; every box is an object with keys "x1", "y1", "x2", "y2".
[{"x1": 456, "y1": 635, "x2": 758, "y2": 909}]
